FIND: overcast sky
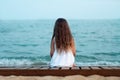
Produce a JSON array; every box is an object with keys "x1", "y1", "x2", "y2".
[{"x1": 0, "y1": 0, "x2": 120, "y2": 20}]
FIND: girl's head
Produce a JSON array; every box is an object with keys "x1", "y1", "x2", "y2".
[{"x1": 52, "y1": 18, "x2": 73, "y2": 52}]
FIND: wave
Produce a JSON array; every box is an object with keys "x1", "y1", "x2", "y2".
[
  {"x1": 93, "y1": 52, "x2": 120, "y2": 56},
  {"x1": 76, "y1": 55, "x2": 99, "y2": 61},
  {"x1": 0, "y1": 56, "x2": 50, "y2": 67},
  {"x1": 76, "y1": 61, "x2": 120, "y2": 66},
  {"x1": 0, "y1": 28, "x2": 11, "y2": 33},
  {"x1": 0, "y1": 56, "x2": 51, "y2": 61},
  {"x1": 2, "y1": 50, "x2": 33, "y2": 54},
  {"x1": 0, "y1": 58, "x2": 33, "y2": 67},
  {"x1": 13, "y1": 43, "x2": 39, "y2": 47}
]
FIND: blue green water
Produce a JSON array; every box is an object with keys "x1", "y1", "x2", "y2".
[{"x1": 0, "y1": 19, "x2": 120, "y2": 67}]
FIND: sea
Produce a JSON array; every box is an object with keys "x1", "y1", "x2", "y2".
[{"x1": 0, "y1": 19, "x2": 120, "y2": 67}]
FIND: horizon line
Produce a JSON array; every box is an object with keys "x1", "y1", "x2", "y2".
[{"x1": 0, "y1": 18, "x2": 120, "y2": 21}]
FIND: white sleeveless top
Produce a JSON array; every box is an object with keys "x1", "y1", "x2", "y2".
[{"x1": 50, "y1": 42, "x2": 75, "y2": 67}]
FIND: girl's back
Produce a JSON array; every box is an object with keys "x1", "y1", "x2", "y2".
[{"x1": 50, "y1": 18, "x2": 76, "y2": 67}]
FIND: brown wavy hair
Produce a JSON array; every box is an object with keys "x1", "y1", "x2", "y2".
[{"x1": 52, "y1": 18, "x2": 73, "y2": 53}]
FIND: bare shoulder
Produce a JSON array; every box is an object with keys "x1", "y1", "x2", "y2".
[
  {"x1": 71, "y1": 38, "x2": 75, "y2": 45},
  {"x1": 71, "y1": 38, "x2": 76, "y2": 56},
  {"x1": 50, "y1": 38, "x2": 55, "y2": 57},
  {"x1": 51, "y1": 38, "x2": 55, "y2": 44}
]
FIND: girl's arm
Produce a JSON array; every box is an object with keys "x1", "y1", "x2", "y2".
[
  {"x1": 50, "y1": 39, "x2": 55, "y2": 57},
  {"x1": 71, "y1": 38, "x2": 76, "y2": 56}
]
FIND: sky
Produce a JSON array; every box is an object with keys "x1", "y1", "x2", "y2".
[{"x1": 0, "y1": 0, "x2": 120, "y2": 20}]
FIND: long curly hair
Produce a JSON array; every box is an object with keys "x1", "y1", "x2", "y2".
[{"x1": 52, "y1": 18, "x2": 73, "y2": 53}]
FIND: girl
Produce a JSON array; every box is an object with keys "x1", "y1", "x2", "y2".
[{"x1": 50, "y1": 18, "x2": 76, "y2": 67}]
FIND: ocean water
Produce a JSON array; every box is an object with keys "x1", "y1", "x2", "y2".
[{"x1": 0, "y1": 19, "x2": 120, "y2": 67}]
